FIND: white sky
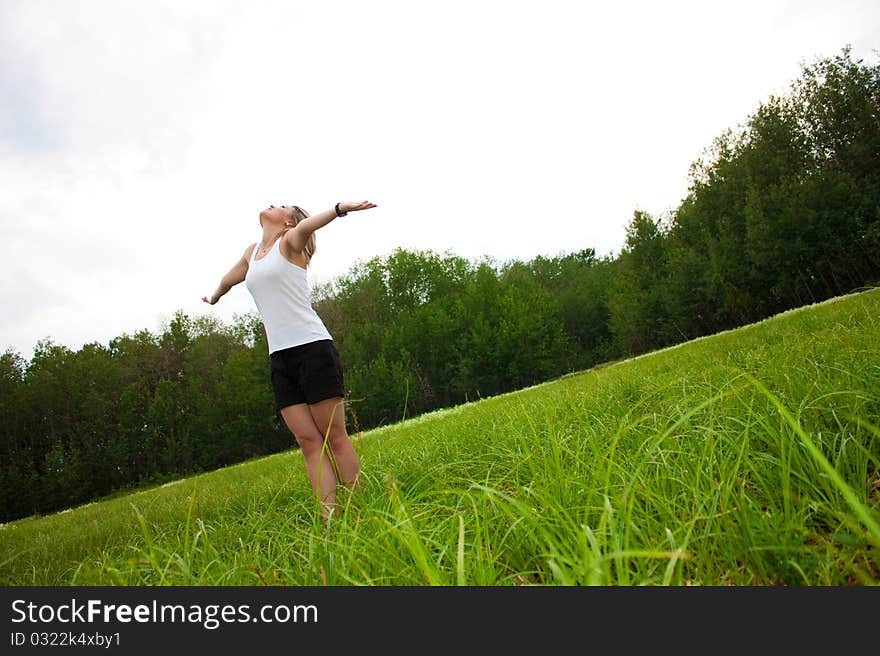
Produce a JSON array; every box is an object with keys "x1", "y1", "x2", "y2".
[{"x1": 1, "y1": 0, "x2": 878, "y2": 360}]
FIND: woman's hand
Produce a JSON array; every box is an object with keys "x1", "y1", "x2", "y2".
[{"x1": 339, "y1": 200, "x2": 377, "y2": 214}]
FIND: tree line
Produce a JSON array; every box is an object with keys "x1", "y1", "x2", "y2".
[{"x1": 1, "y1": 48, "x2": 877, "y2": 522}]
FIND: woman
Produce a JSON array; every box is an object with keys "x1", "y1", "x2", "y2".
[{"x1": 203, "y1": 200, "x2": 378, "y2": 519}]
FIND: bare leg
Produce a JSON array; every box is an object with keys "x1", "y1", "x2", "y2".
[
  {"x1": 308, "y1": 396, "x2": 360, "y2": 491},
  {"x1": 280, "y1": 403, "x2": 338, "y2": 518}
]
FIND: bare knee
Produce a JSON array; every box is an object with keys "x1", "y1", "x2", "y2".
[
  {"x1": 292, "y1": 427, "x2": 324, "y2": 453},
  {"x1": 326, "y1": 426, "x2": 351, "y2": 451}
]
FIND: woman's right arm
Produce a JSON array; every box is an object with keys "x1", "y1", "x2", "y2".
[{"x1": 202, "y1": 244, "x2": 256, "y2": 305}]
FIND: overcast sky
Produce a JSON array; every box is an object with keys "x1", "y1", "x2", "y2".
[{"x1": 2, "y1": 0, "x2": 878, "y2": 360}]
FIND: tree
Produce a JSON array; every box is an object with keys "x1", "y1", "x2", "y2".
[{"x1": 608, "y1": 211, "x2": 671, "y2": 354}]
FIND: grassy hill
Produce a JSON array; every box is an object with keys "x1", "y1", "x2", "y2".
[{"x1": 1, "y1": 288, "x2": 878, "y2": 586}]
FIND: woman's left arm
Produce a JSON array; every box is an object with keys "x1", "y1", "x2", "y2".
[{"x1": 284, "y1": 200, "x2": 377, "y2": 252}]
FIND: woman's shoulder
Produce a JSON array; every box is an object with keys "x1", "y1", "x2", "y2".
[{"x1": 279, "y1": 232, "x2": 309, "y2": 268}]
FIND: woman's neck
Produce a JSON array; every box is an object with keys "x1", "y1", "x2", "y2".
[{"x1": 260, "y1": 223, "x2": 287, "y2": 247}]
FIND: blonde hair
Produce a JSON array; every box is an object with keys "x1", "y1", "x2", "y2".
[{"x1": 284, "y1": 206, "x2": 316, "y2": 262}]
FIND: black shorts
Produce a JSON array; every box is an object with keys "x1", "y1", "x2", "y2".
[{"x1": 269, "y1": 340, "x2": 345, "y2": 411}]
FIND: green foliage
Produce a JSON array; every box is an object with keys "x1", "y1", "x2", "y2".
[
  {"x1": 1, "y1": 47, "x2": 877, "y2": 524},
  {"x1": 653, "y1": 46, "x2": 880, "y2": 341},
  {"x1": 0, "y1": 288, "x2": 876, "y2": 586},
  {"x1": 0, "y1": 313, "x2": 288, "y2": 522},
  {"x1": 608, "y1": 211, "x2": 671, "y2": 353},
  {"x1": 314, "y1": 248, "x2": 608, "y2": 427}
]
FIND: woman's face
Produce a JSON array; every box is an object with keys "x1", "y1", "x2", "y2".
[{"x1": 259, "y1": 205, "x2": 295, "y2": 226}]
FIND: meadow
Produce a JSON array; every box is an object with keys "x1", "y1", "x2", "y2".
[{"x1": 1, "y1": 288, "x2": 878, "y2": 586}]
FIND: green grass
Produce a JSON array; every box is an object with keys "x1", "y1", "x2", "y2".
[{"x1": 1, "y1": 289, "x2": 878, "y2": 586}]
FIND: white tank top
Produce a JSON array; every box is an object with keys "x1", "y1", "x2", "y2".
[{"x1": 244, "y1": 237, "x2": 332, "y2": 353}]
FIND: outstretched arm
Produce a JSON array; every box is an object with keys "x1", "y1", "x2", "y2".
[
  {"x1": 284, "y1": 200, "x2": 377, "y2": 253},
  {"x1": 202, "y1": 244, "x2": 255, "y2": 305}
]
